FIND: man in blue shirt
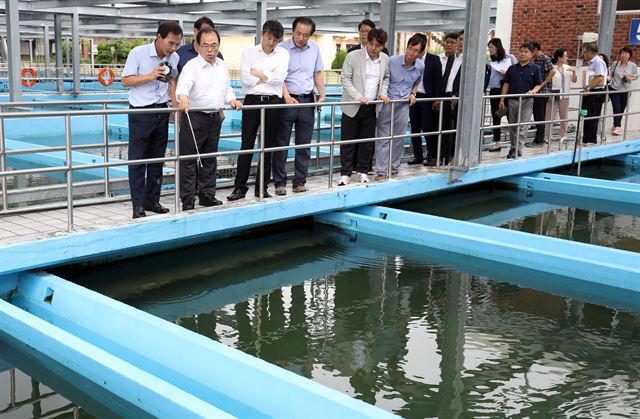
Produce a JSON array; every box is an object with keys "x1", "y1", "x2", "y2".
[
  {"x1": 499, "y1": 43, "x2": 543, "y2": 159},
  {"x1": 374, "y1": 34, "x2": 426, "y2": 179},
  {"x1": 272, "y1": 17, "x2": 325, "y2": 195},
  {"x1": 581, "y1": 44, "x2": 608, "y2": 144},
  {"x1": 122, "y1": 21, "x2": 182, "y2": 219}
]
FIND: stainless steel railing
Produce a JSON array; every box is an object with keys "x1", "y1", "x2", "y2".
[{"x1": 0, "y1": 87, "x2": 638, "y2": 233}]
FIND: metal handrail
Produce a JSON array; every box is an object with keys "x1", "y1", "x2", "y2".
[{"x1": 1, "y1": 87, "x2": 638, "y2": 232}]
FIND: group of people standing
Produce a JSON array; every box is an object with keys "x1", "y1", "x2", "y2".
[{"x1": 120, "y1": 17, "x2": 637, "y2": 219}]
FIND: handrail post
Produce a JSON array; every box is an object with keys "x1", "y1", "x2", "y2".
[
  {"x1": 479, "y1": 95, "x2": 486, "y2": 162},
  {"x1": 64, "y1": 114, "x2": 74, "y2": 232},
  {"x1": 102, "y1": 103, "x2": 110, "y2": 198},
  {"x1": 387, "y1": 102, "x2": 394, "y2": 179},
  {"x1": 436, "y1": 99, "x2": 443, "y2": 167},
  {"x1": 315, "y1": 105, "x2": 321, "y2": 169},
  {"x1": 577, "y1": 93, "x2": 584, "y2": 176},
  {"x1": 174, "y1": 110, "x2": 181, "y2": 213},
  {"x1": 258, "y1": 107, "x2": 265, "y2": 201},
  {"x1": 328, "y1": 105, "x2": 336, "y2": 188},
  {"x1": 546, "y1": 93, "x2": 555, "y2": 154},
  {"x1": 515, "y1": 95, "x2": 523, "y2": 159},
  {"x1": 600, "y1": 89, "x2": 610, "y2": 144},
  {"x1": 622, "y1": 89, "x2": 630, "y2": 141},
  {"x1": 0, "y1": 105, "x2": 7, "y2": 211}
]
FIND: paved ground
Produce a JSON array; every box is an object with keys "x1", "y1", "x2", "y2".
[{"x1": 1, "y1": 129, "x2": 636, "y2": 247}]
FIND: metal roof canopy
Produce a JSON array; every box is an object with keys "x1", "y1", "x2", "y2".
[{"x1": 1, "y1": 0, "x2": 497, "y2": 38}]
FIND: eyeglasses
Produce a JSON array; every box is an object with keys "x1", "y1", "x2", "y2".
[
  {"x1": 167, "y1": 41, "x2": 181, "y2": 49},
  {"x1": 201, "y1": 44, "x2": 219, "y2": 50}
]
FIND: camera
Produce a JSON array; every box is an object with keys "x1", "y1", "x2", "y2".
[{"x1": 157, "y1": 62, "x2": 173, "y2": 83}]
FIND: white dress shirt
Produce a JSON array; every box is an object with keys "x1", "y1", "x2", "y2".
[
  {"x1": 439, "y1": 53, "x2": 448, "y2": 75},
  {"x1": 364, "y1": 53, "x2": 381, "y2": 101},
  {"x1": 175, "y1": 55, "x2": 236, "y2": 108},
  {"x1": 240, "y1": 44, "x2": 290, "y2": 97},
  {"x1": 445, "y1": 53, "x2": 463, "y2": 93}
]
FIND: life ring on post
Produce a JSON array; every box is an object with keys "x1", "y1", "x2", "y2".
[
  {"x1": 21, "y1": 68, "x2": 37, "y2": 87},
  {"x1": 97, "y1": 67, "x2": 115, "y2": 87}
]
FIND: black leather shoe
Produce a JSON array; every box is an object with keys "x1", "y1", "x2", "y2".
[
  {"x1": 423, "y1": 158, "x2": 437, "y2": 167},
  {"x1": 227, "y1": 187, "x2": 247, "y2": 201},
  {"x1": 182, "y1": 196, "x2": 195, "y2": 211},
  {"x1": 199, "y1": 193, "x2": 222, "y2": 207},
  {"x1": 143, "y1": 202, "x2": 170, "y2": 214},
  {"x1": 255, "y1": 189, "x2": 272, "y2": 198},
  {"x1": 507, "y1": 148, "x2": 522, "y2": 159},
  {"x1": 132, "y1": 205, "x2": 146, "y2": 219},
  {"x1": 407, "y1": 158, "x2": 423, "y2": 165}
]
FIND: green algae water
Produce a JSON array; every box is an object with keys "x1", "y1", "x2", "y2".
[{"x1": 56, "y1": 223, "x2": 640, "y2": 418}]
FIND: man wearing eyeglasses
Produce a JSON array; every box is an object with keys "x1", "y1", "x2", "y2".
[
  {"x1": 122, "y1": 21, "x2": 182, "y2": 219},
  {"x1": 271, "y1": 17, "x2": 325, "y2": 196},
  {"x1": 175, "y1": 28, "x2": 242, "y2": 211}
]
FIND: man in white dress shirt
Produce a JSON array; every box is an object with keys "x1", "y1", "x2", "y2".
[
  {"x1": 228, "y1": 20, "x2": 290, "y2": 201},
  {"x1": 175, "y1": 28, "x2": 242, "y2": 211}
]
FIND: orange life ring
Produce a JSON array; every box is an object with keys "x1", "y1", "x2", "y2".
[
  {"x1": 97, "y1": 67, "x2": 115, "y2": 86},
  {"x1": 21, "y1": 68, "x2": 36, "y2": 87}
]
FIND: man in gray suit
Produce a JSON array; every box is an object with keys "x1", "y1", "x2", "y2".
[{"x1": 339, "y1": 28, "x2": 390, "y2": 185}]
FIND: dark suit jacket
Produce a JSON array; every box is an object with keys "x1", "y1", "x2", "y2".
[
  {"x1": 347, "y1": 43, "x2": 390, "y2": 57},
  {"x1": 441, "y1": 54, "x2": 462, "y2": 96},
  {"x1": 422, "y1": 52, "x2": 442, "y2": 98}
]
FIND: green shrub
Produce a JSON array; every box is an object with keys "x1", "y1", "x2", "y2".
[{"x1": 331, "y1": 49, "x2": 347, "y2": 69}]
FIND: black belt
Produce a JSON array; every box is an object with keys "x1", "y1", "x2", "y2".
[
  {"x1": 195, "y1": 110, "x2": 221, "y2": 117},
  {"x1": 130, "y1": 102, "x2": 168, "y2": 108},
  {"x1": 247, "y1": 94, "x2": 279, "y2": 102},
  {"x1": 289, "y1": 93, "x2": 314, "y2": 100},
  {"x1": 444, "y1": 92, "x2": 454, "y2": 97}
]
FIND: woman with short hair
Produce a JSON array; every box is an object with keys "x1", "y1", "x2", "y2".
[{"x1": 609, "y1": 46, "x2": 638, "y2": 135}]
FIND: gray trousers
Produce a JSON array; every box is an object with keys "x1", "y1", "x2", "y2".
[
  {"x1": 375, "y1": 102, "x2": 409, "y2": 175},
  {"x1": 507, "y1": 97, "x2": 533, "y2": 149}
]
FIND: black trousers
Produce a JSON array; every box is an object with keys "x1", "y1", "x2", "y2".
[
  {"x1": 582, "y1": 90, "x2": 605, "y2": 143},
  {"x1": 533, "y1": 95, "x2": 549, "y2": 142},
  {"x1": 489, "y1": 87, "x2": 505, "y2": 143},
  {"x1": 441, "y1": 96, "x2": 458, "y2": 163},
  {"x1": 128, "y1": 106, "x2": 169, "y2": 207},
  {"x1": 409, "y1": 92, "x2": 439, "y2": 161},
  {"x1": 272, "y1": 93, "x2": 315, "y2": 187},
  {"x1": 340, "y1": 105, "x2": 376, "y2": 176},
  {"x1": 234, "y1": 94, "x2": 283, "y2": 192},
  {"x1": 609, "y1": 89, "x2": 629, "y2": 127},
  {"x1": 179, "y1": 111, "x2": 222, "y2": 201}
]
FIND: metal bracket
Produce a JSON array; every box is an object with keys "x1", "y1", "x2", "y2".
[{"x1": 447, "y1": 166, "x2": 469, "y2": 183}]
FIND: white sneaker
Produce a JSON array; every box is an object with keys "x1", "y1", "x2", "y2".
[
  {"x1": 338, "y1": 175, "x2": 350, "y2": 186},
  {"x1": 357, "y1": 172, "x2": 369, "y2": 183}
]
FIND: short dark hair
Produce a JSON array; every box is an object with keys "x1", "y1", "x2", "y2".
[
  {"x1": 358, "y1": 19, "x2": 376, "y2": 31},
  {"x1": 620, "y1": 46, "x2": 633, "y2": 57},
  {"x1": 488, "y1": 37, "x2": 506, "y2": 61},
  {"x1": 530, "y1": 41, "x2": 541, "y2": 51},
  {"x1": 552, "y1": 48, "x2": 567, "y2": 64},
  {"x1": 367, "y1": 28, "x2": 388, "y2": 45},
  {"x1": 293, "y1": 17, "x2": 316, "y2": 35},
  {"x1": 157, "y1": 21, "x2": 183, "y2": 38},
  {"x1": 444, "y1": 32, "x2": 459, "y2": 41},
  {"x1": 262, "y1": 20, "x2": 284, "y2": 40},
  {"x1": 520, "y1": 42, "x2": 535, "y2": 53},
  {"x1": 584, "y1": 44, "x2": 599, "y2": 54},
  {"x1": 194, "y1": 17, "x2": 215, "y2": 30},
  {"x1": 196, "y1": 27, "x2": 220, "y2": 45},
  {"x1": 458, "y1": 29, "x2": 464, "y2": 36},
  {"x1": 407, "y1": 33, "x2": 426, "y2": 52}
]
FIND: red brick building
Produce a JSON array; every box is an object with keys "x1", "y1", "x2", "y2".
[{"x1": 510, "y1": 0, "x2": 640, "y2": 61}]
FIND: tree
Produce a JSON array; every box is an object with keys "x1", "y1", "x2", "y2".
[
  {"x1": 331, "y1": 49, "x2": 347, "y2": 69},
  {"x1": 96, "y1": 41, "x2": 114, "y2": 64}
]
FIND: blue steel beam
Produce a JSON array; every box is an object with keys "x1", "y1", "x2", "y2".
[
  {"x1": 0, "y1": 296, "x2": 232, "y2": 418},
  {"x1": 499, "y1": 172, "x2": 640, "y2": 207},
  {"x1": 315, "y1": 206, "x2": 640, "y2": 291},
  {"x1": 3, "y1": 140, "x2": 640, "y2": 276},
  {"x1": 6, "y1": 270, "x2": 397, "y2": 419}
]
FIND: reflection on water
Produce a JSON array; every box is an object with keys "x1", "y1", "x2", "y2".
[{"x1": 57, "y1": 226, "x2": 640, "y2": 418}]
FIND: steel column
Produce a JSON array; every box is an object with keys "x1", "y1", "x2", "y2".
[
  {"x1": 256, "y1": 1, "x2": 267, "y2": 45},
  {"x1": 380, "y1": 0, "x2": 397, "y2": 55},
  {"x1": 54, "y1": 14, "x2": 64, "y2": 92},
  {"x1": 453, "y1": 0, "x2": 491, "y2": 171},
  {"x1": 72, "y1": 12, "x2": 81, "y2": 94},
  {"x1": 43, "y1": 25, "x2": 51, "y2": 78},
  {"x1": 598, "y1": 0, "x2": 618, "y2": 59},
  {"x1": 6, "y1": 0, "x2": 22, "y2": 102}
]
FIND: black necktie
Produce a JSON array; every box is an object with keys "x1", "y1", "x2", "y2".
[{"x1": 442, "y1": 55, "x2": 455, "y2": 93}]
